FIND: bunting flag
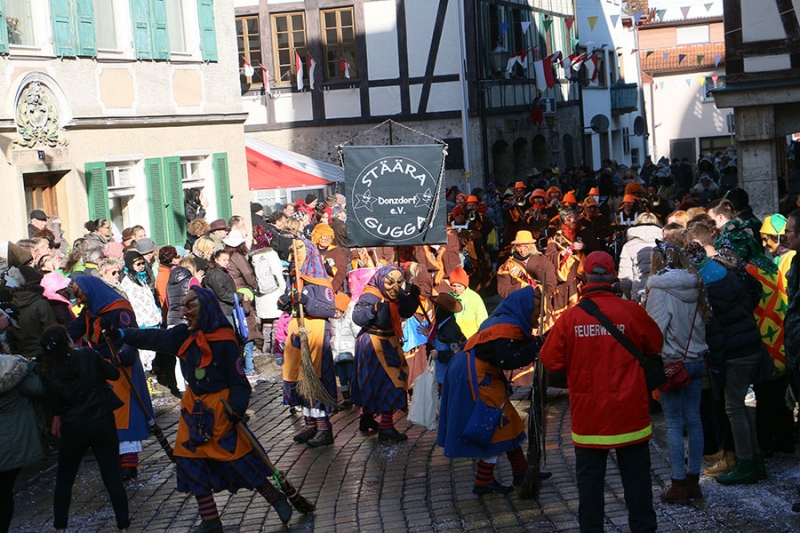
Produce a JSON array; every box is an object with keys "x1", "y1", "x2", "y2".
[
  {"x1": 262, "y1": 66, "x2": 269, "y2": 92},
  {"x1": 295, "y1": 50, "x2": 304, "y2": 90},
  {"x1": 659, "y1": 82, "x2": 665, "y2": 89},
  {"x1": 565, "y1": 18, "x2": 575, "y2": 32},
  {"x1": 506, "y1": 48, "x2": 533, "y2": 73},
  {"x1": 714, "y1": 55, "x2": 723, "y2": 67},
  {"x1": 521, "y1": 21, "x2": 531, "y2": 34},
  {"x1": 697, "y1": 54, "x2": 705, "y2": 65},
  {"x1": 567, "y1": 52, "x2": 589, "y2": 76},
  {"x1": 499, "y1": 22, "x2": 510, "y2": 35},
  {"x1": 681, "y1": 6, "x2": 691, "y2": 19},
  {"x1": 657, "y1": 9, "x2": 667, "y2": 21},
  {"x1": 585, "y1": 55, "x2": 599, "y2": 82},
  {"x1": 610, "y1": 14, "x2": 619, "y2": 28},
  {"x1": 700, "y1": 76, "x2": 706, "y2": 85},
  {"x1": 633, "y1": 12, "x2": 644, "y2": 26},
  {"x1": 588, "y1": 16, "x2": 599, "y2": 30},
  {"x1": 631, "y1": 48, "x2": 639, "y2": 55},
  {"x1": 600, "y1": 43, "x2": 609, "y2": 49},
  {"x1": 534, "y1": 55, "x2": 556, "y2": 91},
  {"x1": 243, "y1": 59, "x2": 255, "y2": 77},
  {"x1": 646, "y1": 50, "x2": 654, "y2": 58},
  {"x1": 307, "y1": 54, "x2": 316, "y2": 90},
  {"x1": 705, "y1": 2, "x2": 713, "y2": 11},
  {"x1": 663, "y1": 52, "x2": 670, "y2": 62},
  {"x1": 340, "y1": 59, "x2": 351, "y2": 79},
  {"x1": 655, "y1": 84, "x2": 658, "y2": 91},
  {"x1": 571, "y1": 37, "x2": 580, "y2": 48},
  {"x1": 543, "y1": 19, "x2": 553, "y2": 32},
  {"x1": 712, "y1": 75, "x2": 719, "y2": 84},
  {"x1": 678, "y1": 54, "x2": 686, "y2": 64},
  {"x1": 686, "y1": 79, "x2": 692, "y2": 87}
]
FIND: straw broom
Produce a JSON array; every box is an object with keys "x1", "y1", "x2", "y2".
[
  {"x1": 221, "y1": 398, "x2": 315, "y2": 514},
  {"x1": 293, "y1": 239, "x2": 339, "y2": 409}
]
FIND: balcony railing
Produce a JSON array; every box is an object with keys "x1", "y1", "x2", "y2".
[{"x1": 610, "y1": 83, "x2": 638, "y2": 114}]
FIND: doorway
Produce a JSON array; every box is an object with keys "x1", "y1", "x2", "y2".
[{"x1": 24, "y1": 172, "x2": 65, "y2": 218}]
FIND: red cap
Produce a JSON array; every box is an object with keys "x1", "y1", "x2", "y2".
[
  {"x1": 451, "y1": 206, "x2": 465, "y2": 216},
  {"x1": 584, "y1": 251, "x2": 615, "y2": 276}
]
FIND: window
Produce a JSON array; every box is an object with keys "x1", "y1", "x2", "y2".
[
  {"x1": 106, "y1": 164, "x2": 136, "y2": 189},
  {"x1": 699, "y1": 136, "x2": 733, "y2": 154},
  {"x1": 271, "y1": 12, "x2": 307, "y2": 87},
  {"x1": 623, "y1": 127, "x2": 631, "y2": 154},
  {"x1": 181, "y1": 157, "x2": 205, "y2": 186},
  {"x1": 480, "y1": 2, "x2": 534, "y2": 79},
  {"x1": 321, "y1": 7, "x2": 357, "y2": 81},
  {"x1": 631, "y1": 148, "x2": 640, "y2": 166},
  {"x1": 166, "y1": 0, "x2": 186, "y2": 52},
  {"x1": 702, "y1": 75, "x2": 726, "y2": 101},
  {"x1": 105, "y1": 161, "x2": 138, "y2": 238},
  {"x1": 93, "y1": 0, "x2": 116, "y2": 49},
  {"x1": 6, "y1": 0, "x2": 34, "y2": 46},
  {"x1": 676, "y1": 26, "x2": 709, "y2": 45},
  {"x1": 237, "y1": 15, "x2": 263, "y2": 88}
]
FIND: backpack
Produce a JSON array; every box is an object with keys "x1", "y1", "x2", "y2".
[{"x1": 254, "y1": 255, "x2": 279, "y2": 295}]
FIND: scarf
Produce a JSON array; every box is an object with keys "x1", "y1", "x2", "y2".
[
  {"x1": 560, "y1": 223, "x2": 578, "y2": 243},
  {"x1": 178, "y1": 328, "x2": 238, "y2": 369}
]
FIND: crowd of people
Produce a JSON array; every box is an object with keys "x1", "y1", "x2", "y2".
[{"x1": 1, "y1": 152, "x2": 800, "y2": 532}]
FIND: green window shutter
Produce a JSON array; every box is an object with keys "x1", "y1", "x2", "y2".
[
  {"x1": 130, "y1": 0, "x2": 152, "y2": 59},
  {"x1": 0, "y1": 1, "x2": 8, "y2": 55},
  {"x1": 75, "y1": 0, "x2": 97, "y2": 56},
  {"x1": 51, "y1": 0, "x2": 76, "y2": 57},
  {"x1": 163, "y1": 156, "x2": 186, "y2": 246},
  {"x1": 85, "y1": 162, "x2": 110, "y2": 222},
  {"x1": 150, "y1": 0, "x2": 171, "y2": 60},
  {"x1": 145, "y1": 158, "x2": 169, "y2": 247},
  {"x1": 196, "y1": 0, "x2": 217, "y2": 62},
  {"x1": 213, "y1": 153, "x2": 232, "y2": 221}
]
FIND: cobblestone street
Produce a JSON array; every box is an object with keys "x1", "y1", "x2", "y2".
[{"x1": 10, "y1": 381, "x2": 800, "y2": 533}]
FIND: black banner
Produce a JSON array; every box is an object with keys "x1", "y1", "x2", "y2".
[{"x1": 344, "y1": 145, "x2": 447, "y2": 247}]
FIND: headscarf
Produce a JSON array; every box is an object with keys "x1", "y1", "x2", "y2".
[
  {"x1": 177, "y1": 287, "x2": 237, "y2": 369},
  {"x1": 40, "y1": 272, "x2": 72, "y2": 307},
  {"x1": 293, "y1": 237, "x2": 332, "y2": 288},
  {"x1": 74, "y1": 275, "x2": 126, "y2": 315},
  {"x1": 464, "y1": 286, "x2": 535, "y2": 350},
  {"x1": 252, "y1": 225, "x2": 273, "y2": 251},
  {"x1": 363, "y1": 265, "x2": 405, "y2": 340}
]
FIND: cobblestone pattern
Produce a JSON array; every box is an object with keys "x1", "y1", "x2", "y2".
[{"x1": 10, "y1": 384, "x2": 800, "y2": 532}]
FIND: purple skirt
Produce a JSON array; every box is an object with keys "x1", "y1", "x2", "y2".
[{"x1": 175, "y1": 450, "x2": 269, "y2": 495}]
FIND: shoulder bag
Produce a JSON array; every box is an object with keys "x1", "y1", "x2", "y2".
[
  {"x1": 658, "y1": 304, "x2": 697, "y2": 392},
  {"x1": 577, "y1": 298, "x2": 666, "y2": 392}
]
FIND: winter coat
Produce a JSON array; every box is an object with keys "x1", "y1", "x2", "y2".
[
  {"x1": 618, "y1": 223, "x2": 662, "y2": 301},
  {"x1": 541, "y1": 285, "x2": 664, "y2": 449},
  {"x1": 0, "y1": 355, "x2": 46, "y2": 471},
  {"x1": 251, "y1": 248, "x2": 286, "y2": 320},
  {"x1": 322, "y1": 245, "x2": 348, "y2": 294},
  {"x1": 644, "y1": 270, "x2": 708, "y2": 364},
  {"x1": 331, "y1": 302, "x2": 359, "y2": 362},
  {"x1": 786, "y1": 254, "x2": 800, "y2": 373},
  {"x1": 166, "y1": 267, "x2": 193, "y2": 326},
  {"x1": 184, "y1": 202, "x2": 205, "y2": 223},
  {"x1": 700, "y1": 259, "x2": 763, "y2": 373},
  {"x1": 227, "y1": 252, "x2": 259, "y2": 294},
  {"x1": 202, "y1": 266, "x2": 236, "y2": 316},
  {"x1": 9, "y1": 289, "x2": 57, "y2": 360},
  {"x1": 120, "y1": 274, "x2": 161, "y2": 328}
]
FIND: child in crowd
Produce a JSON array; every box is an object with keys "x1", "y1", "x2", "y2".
[{"x1": 330, "y1": 293, "x2": 359, "y2": 407}]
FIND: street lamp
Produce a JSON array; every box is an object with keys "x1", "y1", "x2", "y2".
[{"x1": 491, "y1": 41, "x2": 509, "y2": 78}]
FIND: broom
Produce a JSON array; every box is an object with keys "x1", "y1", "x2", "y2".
[
  {"x1": 221, "y1": 398, "x2": 316, "y2": 514},
  {"x1": 101, "y1": 331, "x2": 175, "y2": 462},
  {"x1": 292, "y1": 239, "x2": 340, "y2": 409},
  {"x1": 519, "y1": 273, "x2": 548, "y2": 499}
]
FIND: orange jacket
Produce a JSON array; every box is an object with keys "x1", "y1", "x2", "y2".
[{"x1": 540, "y1": 285, "x2": 664, "y2": 449}]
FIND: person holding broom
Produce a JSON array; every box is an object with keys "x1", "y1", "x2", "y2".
[
  {"x1": 352, "y1": 265, "x2": 421, "y2": 442},
  {"x1": 279, "y1": 216, "x2": 339, "y2": 447},
  {"x1": 106, "y1": 287, "x2": 293, "y2": 532}
]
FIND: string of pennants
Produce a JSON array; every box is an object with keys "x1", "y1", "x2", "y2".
[
  {"x1": 582, "y1": 1, "x2": 717, "y2": 30},
  {"x1": 653, "y1": 74, "x2": 721, "y2": 91}
]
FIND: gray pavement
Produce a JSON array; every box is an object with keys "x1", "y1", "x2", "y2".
[{"x1": 10, "y1": 381, "x2": 800, "y2": 532}]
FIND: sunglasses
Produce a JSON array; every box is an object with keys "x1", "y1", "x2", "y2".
[
  {"x1": 110, "y1": 270, "x2": 120, "y2": 276},
  {"x1": 133, "y1": 261, "x2": 145, "y2": 267}
]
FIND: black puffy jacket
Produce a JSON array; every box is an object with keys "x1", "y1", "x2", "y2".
[
  {"x1": 202, "y1": 266, "x2": 236, "y2": 316},
  {"x1": 166, "y1": 267, "x2": 193, "y2": 326},
  {"x1": 701, "y1": 259, "x2": 762, "y2": 371}
]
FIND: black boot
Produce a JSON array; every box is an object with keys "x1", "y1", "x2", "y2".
[
  {"x1": 359, "y1": 415, "x2": 379, "y2": 432},
  {"x1": 191, "y1": 517, "x2": 224, "y2": 533},
  {"x1": 306, "y1": 430, "x2": 334, "y2": 448},
  {"x1": 473, "y1": 481, "x2": 513, "y2": 495},
  {"x1": 120, "y1": 466, "x2": 138, "y2": 481},
  {"x1": 293, "y1": 427, "x2": 318, "y2": 444},
  {"x1": 378, "y1": 427, "x2": 408, "y2": 443},
  {"x1": 270, "y1": 492, "x2": 293, "y2": 524}
]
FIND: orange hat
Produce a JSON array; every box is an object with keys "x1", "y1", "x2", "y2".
[
  {"x1": 456, "y1": 193, "x2": 468, "y2": 204},
  {"x1": 531, "y1": 188, "x2": 546, "y2": 198},
  {"x1": 588, "y1": 187, "x2": 600, "y2": 196},
  {"x1": 449, "y1": 266, "x2": 469, "y2": 287},
  {"x1": 581, "y1": 196, "x2": 598, "y2": 207},
  {"x1": 514, "y1": 181, "x2": 526, "y2": 189},
  {"x1": 624, "y1": 182, "x2": 644, "y2": 196},
  {"x1": 512, "y1": 230, "x2": 536, "y2": 245},
  {"x1": 622, "y1": 194, "x2": 637, "y2": 203},
  {"x1": 334, "y1": 292, "x2": 351, "y2": 312},
  {"x1": 545, "y1": 186, "x2": 562, "y2": 200},
  {"x1": 466, "y1": 195, "x2": 479, "y2": 204},
  {"x1": 562, "y1": 191, "x2": 577, "y2": 204}
]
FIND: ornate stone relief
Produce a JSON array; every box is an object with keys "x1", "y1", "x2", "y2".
[{"x1": 13, "y1": 81, "x2": 69, "y2": 148}]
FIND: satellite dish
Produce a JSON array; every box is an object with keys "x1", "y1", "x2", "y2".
[
  {"x1": 633, "y1": 116, "x2": 645, "y2": 136},
  {"x1": 590, "y1": 115, "x2": 609, "y2": 133}
]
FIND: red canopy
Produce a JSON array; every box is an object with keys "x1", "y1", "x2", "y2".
[{"x1": 245, "y1": 137, "x2": 343, "y2": 191}]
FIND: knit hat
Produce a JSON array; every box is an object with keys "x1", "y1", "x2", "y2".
[
  {"x1": 562, "y1": 191, "x2": 577, "y2": 204},
  {"x1": 305, "y1": 193, "x2": 318, "y2": 205},
  {"x1": 449, "y1": 266, "x2": 469, "y2": 287},
  {"x1": 584, "y1": 251, "x2": 615, "y2": 276},
  {"x1": 430, "y1": 292, "x2": 462, "y2": 314},
  {"x1": 761, "y1": 214, "x2": 787, "y2": 236},
  {"x1": 588, "y1": 187, "x2": 600, "y2": 196},
  {"x1": 334, "y1": 292, "x2": 351, "y2": 312},
  {"x1": 251, "y1": 202, "x2": 264, "y2": 214},
  {"x1": 456, "y1": 193, "x2": 468, "y2": 205},
  {"x1": 451, "y1": 206, "x2": 465, "y2": 216},
  {"x1": 581, "y1": 196, "x2": 598, "y2": 207},
  {"x1": 545, "y1": 186, "x2": 562, "y2": 200}
]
